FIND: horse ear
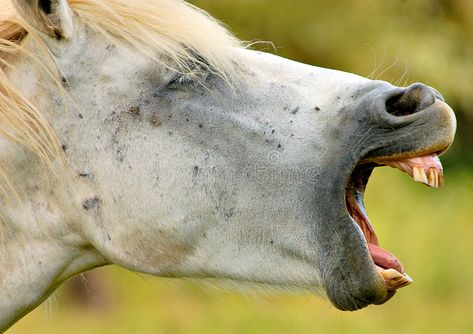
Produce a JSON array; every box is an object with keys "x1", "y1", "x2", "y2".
[{"x1": 12, "y1": 0, "x2": 73, "y2": 39}]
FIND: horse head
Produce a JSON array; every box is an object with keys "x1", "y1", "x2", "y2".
[{"x1": 0, "y1": 0, "x2": 456, "y2": 330}]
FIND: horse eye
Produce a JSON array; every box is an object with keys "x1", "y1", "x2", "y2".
[
  {"x1": 166, "y1": 73, "x2": 195, "y2": 90},
  {"x1": 167, "y1": 71, "x2": 209, "y2": 90},
  {"x1": 169, "y1": 74, "x2": 192, "y2": 86}
]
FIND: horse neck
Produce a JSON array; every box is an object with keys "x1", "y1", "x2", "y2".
[{"x1": 0, "y1": 184, "x2": 106, "y2": 331}]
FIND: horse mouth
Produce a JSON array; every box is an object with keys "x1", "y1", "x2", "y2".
[{"x1": 345, "y1": 152, "x2": 445, "y2": 298}]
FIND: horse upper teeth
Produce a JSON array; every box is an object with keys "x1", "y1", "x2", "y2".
[
  {"x1": 412, "y1": 166, "x2": 442, "y2": 188},
  {"x1": 380, "y1": 268, "x2": 414, "y2": 291},
  {"x1": 382, "y1": 154, "x2": 445, "y2": 189},
  {"x1": 439, "y1": 172, "x2": 445, "y2": 187},
  {"x1": 428, "y1": 168, "x2": 439, "y2": 188},
  {"x1": 413, "y1": 166, "x2": 429, "y2": 185}
]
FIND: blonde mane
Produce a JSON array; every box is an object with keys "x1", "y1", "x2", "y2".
[{"x1": 0, "y1": 0, "x2": 241, "y2": 185}]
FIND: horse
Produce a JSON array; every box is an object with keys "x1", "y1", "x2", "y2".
[{"x1": 0, "y1": 0, "x2": 456, "y2": 331}]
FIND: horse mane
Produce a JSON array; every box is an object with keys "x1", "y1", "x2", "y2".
[{"x1": 0, "y1": 0, "x2": 241, "y2": 188}]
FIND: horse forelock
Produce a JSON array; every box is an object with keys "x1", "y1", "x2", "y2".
[
  {"x1": 0, "y1": 0, "x2": 242, "y2": 194},
  {"x1": 69, "y1": 0, "x2": 242, "y2": 77}
]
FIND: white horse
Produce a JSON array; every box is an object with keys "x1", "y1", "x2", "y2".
[{"x1": 0, "y1": 0, "x2": 456, "y2": 331}]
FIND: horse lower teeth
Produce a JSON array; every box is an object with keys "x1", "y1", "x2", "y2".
[{"x1": 379, "y1": 268, "x2": 414, "y2": 291}]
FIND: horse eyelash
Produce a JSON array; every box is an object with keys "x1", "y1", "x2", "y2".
[
  {"x1": 168, "y1": 73, "x2": 194, "y2": 86},
  {"x1": 167, "y1": 70, "x2": 211, "y2": 90},
  {"x1": 167, "y1": 53, "x2": 214, "y2": 89}
]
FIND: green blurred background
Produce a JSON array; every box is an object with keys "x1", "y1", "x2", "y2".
[{"x1": 8, "y1": 0, "x2": 473, "y2": 333}]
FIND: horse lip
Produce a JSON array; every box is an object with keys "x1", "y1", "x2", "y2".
[
  {"x1": 362, "y1": 98, "x2": 457, "y2": 163},
  {"x1": 370, "y1": 86, "x2": 455, "y2": 129},
  {"x1": 324, "y1": 234, "x2": 388, "y2": 311}
]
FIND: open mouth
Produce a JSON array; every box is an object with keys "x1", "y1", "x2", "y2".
[{"x1": 346, "y1": 152, "x2": 444, "y2": 293}]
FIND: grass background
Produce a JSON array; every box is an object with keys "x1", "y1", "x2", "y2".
[{"x1": 6, "y1": 0, "x2": 473, "y2": 333}]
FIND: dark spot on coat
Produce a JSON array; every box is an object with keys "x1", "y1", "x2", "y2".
[
  {"x1": 271, "y1": 129, "x2": 276, "y2": 134},
  {"x1": 277, "y1": 144, "x2": 282, "y2": 148},
  {"x1": 79, "y1": 172, "x2": 93, "y2": 179},
  {"x1": 314, "y1": 106, "x2": 321, "y2": 112},
  {"x1": 224, "y1": 208, "x2": 235, "y2": 221},
  {"x1": 149, "y1": 114, "x2": 161, "y2": 127},
  {"x1": 78, "y1": 113, "x2": 84, "y2": 119},
  {"x1": 116, "y1": 148, "x2": 124, "y2": 162},
  {"x1": 193, "y1": 165, "x2": 199, "y2": 177},
  {"x1": 128, "y1": 106, "x2": 140, "y2": 115},
  {"x1": 291, "y1": 107, "x2": 300, "y2": 115},
  {"x1": 199, "y1": 124, "x2": 203, "y2": 128},
  {"x1": 82, "y1": 197, "x2": 101, "y2": 211},
  {"x1": 61, "y1": 144, "x2": 67, "y2": 152}
]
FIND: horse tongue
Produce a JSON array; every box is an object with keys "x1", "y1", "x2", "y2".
[
  {"x1": 368, "y1": 243, "x2": 404, "y2": 274},
  {"x1": 381, "y1": 154, "x2": 444, "y2": 188}
]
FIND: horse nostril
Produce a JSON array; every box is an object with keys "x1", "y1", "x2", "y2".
[{"x1": 385, "y1": 83, "x2": 436, "y2": 117}]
